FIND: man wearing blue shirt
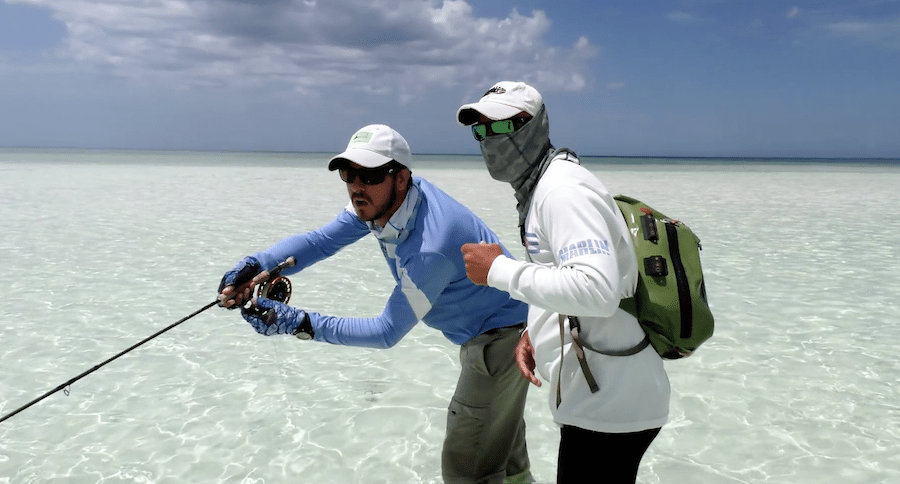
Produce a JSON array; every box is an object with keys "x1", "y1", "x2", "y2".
[{"x1": 218, "y1": 124, "x2": 534, "y2": 484}]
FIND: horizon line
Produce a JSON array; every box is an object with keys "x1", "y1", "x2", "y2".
[{"x1": 1, "y1": 145, "x2": 898, "y2": 162}]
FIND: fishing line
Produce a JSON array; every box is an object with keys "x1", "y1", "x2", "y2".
[
  {"x1": 0, "y1": 257, "x2": 296, "y2": 425},
  {"x1": 269, "y1": 337, "x2": 298, "y2": 424},
  {"x1": 258, "y1": 273, "x2": 296, "y2": 415}
]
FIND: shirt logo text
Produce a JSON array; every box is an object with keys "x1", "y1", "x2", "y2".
[{"x1": 558, "y1": 239, "x2": 610, "y2": 263}]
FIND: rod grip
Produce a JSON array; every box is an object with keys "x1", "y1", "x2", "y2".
[{"x1": 270, "y1": 256, "x2": 296, "y2": 276}]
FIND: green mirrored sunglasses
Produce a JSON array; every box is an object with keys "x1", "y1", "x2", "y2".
[{"x1": 471, "y1": 116, "x2": 533, "y2": 141}]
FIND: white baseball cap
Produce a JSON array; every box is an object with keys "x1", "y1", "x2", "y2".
[
  {"x1": 327, "y1": 124, "x2": 413, "y2": 170},
  {"x1": 456, "y1": 81, "x2": 544, "y2": 126}
]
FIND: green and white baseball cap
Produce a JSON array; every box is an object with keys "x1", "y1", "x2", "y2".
[{"x1": 327, "y1": 124, "x2": 413, "y2": 170}]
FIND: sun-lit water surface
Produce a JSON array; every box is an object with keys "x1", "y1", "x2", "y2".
[{"x1": 1, "y1": 149, "x2": 898, "y2": 483}]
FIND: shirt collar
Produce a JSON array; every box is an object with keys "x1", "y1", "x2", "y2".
[{"x1": 367, "y1": 178, "x2": 421, "y2": 247}]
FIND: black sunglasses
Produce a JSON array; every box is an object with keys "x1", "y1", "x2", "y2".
[
  {"x1": 339, "y1": 163, "x2": 399, "y2": 185},
  {"x1": 471, "y1": 115, "x2": 533, "y2": 141}
]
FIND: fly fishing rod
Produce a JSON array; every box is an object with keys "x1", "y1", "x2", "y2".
[{"x1": 0, "y1": 256, "x2": 296, "y2": 425}]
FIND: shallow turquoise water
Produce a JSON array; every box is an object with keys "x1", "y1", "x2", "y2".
[{"x1": 1, "y1": 150, "x2": 898, "y2": 483}]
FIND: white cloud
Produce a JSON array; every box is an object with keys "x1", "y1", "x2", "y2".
[
  {"x1": 8, "y1": 0, "x2": 598, "y2": 99},
  {"x1": 606, "y1": 81, "x2": 625, "y2": 90},
  {"x1": 823, "y1": 17, "x2": 900, "y2": 50},
  {"x1": 666, "y1": 11, "x2": 697, "y2": 24},
  {"x1": 787, "y1": 7, "x2": 801, "y2": 19}
]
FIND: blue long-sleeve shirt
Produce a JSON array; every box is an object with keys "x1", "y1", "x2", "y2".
[{"x1": 251, "y1": 177, "x2": 527, "y2": 348}]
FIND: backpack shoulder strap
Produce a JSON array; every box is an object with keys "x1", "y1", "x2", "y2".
[
  {"x1": 519, "y1": 147, "x2": 580, "y2": 246},
  {"x1": 550, "y1": 147, "x2": 579, "y2": 164},
  {"x1": 560, "y1": 315, "x2": 652, "y2": 399}
]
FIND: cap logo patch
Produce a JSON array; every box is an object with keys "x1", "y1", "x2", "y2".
[
  {"x1": 484, "y1": 86, "x2": 506, "y2": 96},
  {"x1": 349, "y1": 131, "x2": 373, "y2": 146}
]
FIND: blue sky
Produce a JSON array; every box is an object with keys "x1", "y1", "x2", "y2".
[{"x1": 1, "y1": 0, "x2": 898, "y2": 158}]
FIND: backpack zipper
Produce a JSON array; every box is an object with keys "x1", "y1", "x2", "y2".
[{"x1": 666, "y1": 222, "x2": 693, "y2": 338}]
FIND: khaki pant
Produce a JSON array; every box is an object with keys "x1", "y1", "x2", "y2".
[{"x1": 442, "y1": 324, "x2": 533, "y2": 484}]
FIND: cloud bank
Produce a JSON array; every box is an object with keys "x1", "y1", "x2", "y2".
[{"x1": 10, "y1": 0, "x2": 598, "y2": 99}]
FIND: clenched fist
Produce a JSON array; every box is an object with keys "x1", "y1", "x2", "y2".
[{"x1": 460, "y1": 242, "x2": 504, "y2": 286}]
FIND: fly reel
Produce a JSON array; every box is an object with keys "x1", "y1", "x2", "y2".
[
  {"x1": 244, "y1": 274, "x2": 292, "y2": 323},
  {"x1": 257, "y1": 275, "x2": 292, "y2": 304}
]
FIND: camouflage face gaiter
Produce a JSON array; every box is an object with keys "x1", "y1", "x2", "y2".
[{"x1": 478, "y1": 105, "x2": 553, "y2": 226}]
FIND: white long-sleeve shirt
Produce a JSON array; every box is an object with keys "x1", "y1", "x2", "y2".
[{"x1": 488, "y1": 156, "x2": 670, "y2": 433}]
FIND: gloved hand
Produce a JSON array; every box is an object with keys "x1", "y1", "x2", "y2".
[
  {"x1": 241, "y1": 297, "x2": 310, "y2": 336},
  {"x1": 218, "y1": 256, "x2": 262, "y2": 309}
]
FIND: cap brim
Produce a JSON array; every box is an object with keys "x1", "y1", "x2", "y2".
[
  {"x1": 327, "y1": 148, "x2": 393, "y2": 170},
  {"x1": 456, "y1": 101, "x2": 523, "y2": 126}
]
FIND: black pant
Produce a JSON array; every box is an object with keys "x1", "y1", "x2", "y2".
[{"x1": 557, "y1": 425, "x2": 661, "y2": 484}]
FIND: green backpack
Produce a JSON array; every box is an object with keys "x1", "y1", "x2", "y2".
[
  {"x1": 561, "y1": 194, "x2": 715, "y2": 395},
  {"x1": 613, "y1": 194, "x2": 714, "y2": 359},
  {"x1": 545, "y1": 149, "x2": 714, "y2": 396}
]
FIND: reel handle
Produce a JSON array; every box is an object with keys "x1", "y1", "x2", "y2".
[
  {"x1": 244, "y1": 256, "x2": 296, "y2": 322},
  {"x1": 236, "y1": 256, "x2": 295, "y2": 299},
  {"x1": 222, "y1": 256, "x2": 296, "y2": 309},
  {"x1": 251, "y1": 255, "x2": 295, "y2": 302}
]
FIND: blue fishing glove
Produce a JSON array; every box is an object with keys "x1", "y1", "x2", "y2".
[
  {"x1": 241, "y1": 297, "x2": 311, "y2": 337},
  {"x1": 218, "y1": 256, "x2": 262, "y2": 307}
]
